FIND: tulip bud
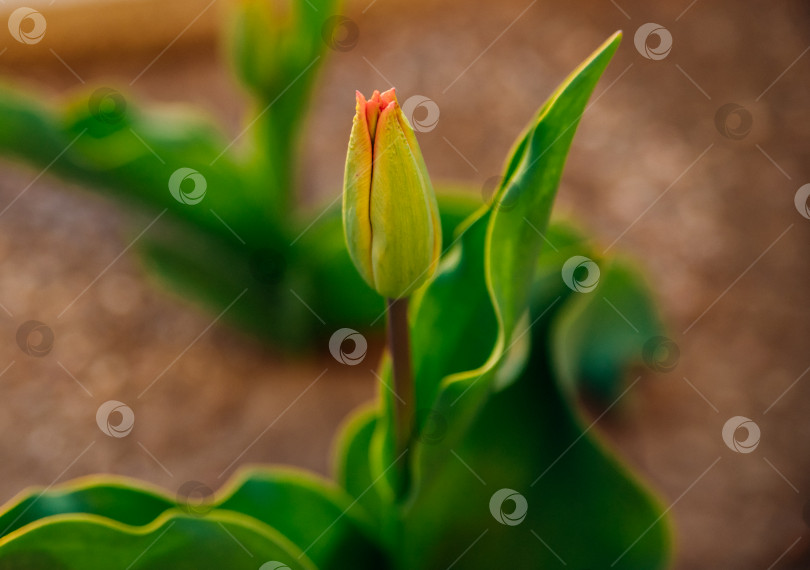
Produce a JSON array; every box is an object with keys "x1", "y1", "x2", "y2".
[
  {"x1": 343, "y1": 89, "x2": 442, "y2": 299},
  {"x1": 229, "y1": 0, "x2": 322, "y2": 101}
]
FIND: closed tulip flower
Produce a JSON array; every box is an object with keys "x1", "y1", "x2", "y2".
[{"x1": 343, "y1": 88, "x2": 442, "y2": 299}]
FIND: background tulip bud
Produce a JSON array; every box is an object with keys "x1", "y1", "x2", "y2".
[
  {"x1": 343, "y1": 89, "x2": 442, "y2": 299},
  {"x1": 228, "y1": 0, "x2": 325, "y2": 101},
  {"x1": 227, "y1": 0, "x2": 338, "y2": 216}
]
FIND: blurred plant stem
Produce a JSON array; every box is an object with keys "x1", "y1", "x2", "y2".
[
  {"x1": 386, "y1": 296, "x2": 413, "y2": 493},
  {"x1": 248, "y1": 107, "x2": 297, "y2": 220}
]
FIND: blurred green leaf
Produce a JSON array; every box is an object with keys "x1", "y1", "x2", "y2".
[
  {"x1": 0, "y1": 468, "x2": 387, "y2": 569},
  {"x1": 0, "y1": 85, "x2": 266, "y2": 237},
  {"x1": 551, "y1": 257, "x2": 665, "y2": 399},
  {"x1": 138, "y1": 220, "x2": 316, "y2": 349},
  {"x1": 0, "y1": 476, "x2": 172, "y2": 540},
  {"x1": 0, "y1": 511, "x2": 316, "y2": 570},
  {"x1": 218, "y1": 468, "x2": 387, "y2": 569},
  {"x1": 529, "y1": 218, "x2": 589, "y2": 303},
  {"x1": 526, "y1": 220, "x2": 667, "y2": 399},
  {"x1": 0, "y1": 72, "x2": 486, "y2": 345}
]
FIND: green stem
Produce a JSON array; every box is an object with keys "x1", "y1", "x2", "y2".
[
  {"x1": 386, "y1": 297, "x2": 414, "y2": 479},
  {"x1": 248, "y1": 106, "x2": 297, "y2": 223}
]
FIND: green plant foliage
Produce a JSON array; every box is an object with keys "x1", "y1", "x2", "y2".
[
  {"x1": 215, "y1": 469, "x2": 386, "y2": 568},
  {"x1": 0, "y1": 27, "x2": 672, "y2": 570},
  {"x1": 0, "y1": 80, "x2": 484, "y2": 347},
  {"x1": 374, "y1": 30, "x2": 625, "y2": 496},
  {"x1": 0, "y1": 468, "x2": 386, "y2": 569},
  {"x1": 0, "y1": 511, "x2": 317, "y2": 570},
  {"x1": 0, "y1": 477, "x2": 173, "y2": 538},
  {"x1": 338, "y1": 31, "x2": 670, "y2": 568},
  {"x1": 551, "y1": 258, "x2": 664, "y2": 399},
  {"x1": 0, "y1": 0, "x2": 374, "y2": 347}
]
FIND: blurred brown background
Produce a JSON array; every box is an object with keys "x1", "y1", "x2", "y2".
[{"x1": 0, "y1": 0, "x2": 808, "y2": 568}]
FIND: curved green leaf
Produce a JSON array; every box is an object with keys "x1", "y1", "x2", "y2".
[
  {"x1": 218, "y1": 467, "x2": 388, "y2": 569},
  {"x1": 408, "y1": 30, "x2": 624, "y2": 489},
  {"x1": 527, "y1": 220, "x2": 667, "y2": 399},
  {"x1": 0, "y1": 85, "x2": 268, "y2": 237},
  {"x1": 0, "y1": 476, "x2": 173, "y2": 540},
  {"x1": 529, "y1": 218, "x2": 589, "y2": 303},
  {"x1": 486, "y1": 31, "x2": 621, "y2": 348},
  {"x1": 399, "y1": 311, "x2": 671, "y2": 569},
  {"x1": 332, "y1": 404, "x2": 385, "y2": 525},
  {"x1": 0, "y1": 510, "x2": 316, "y2": 570},
  {"x1": 551, "y1": 257, "x2": 665, "y2": 399},
  {"x1": 0, "y1": 467, "x2": 386, "y2": 569}
]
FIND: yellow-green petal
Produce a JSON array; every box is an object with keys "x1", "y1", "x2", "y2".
[
  {"x1": 343, "y1": 93, "x2": 376, "y2": 289},
  {"x1": 369, "y1": 102, "x2": 437, "y2": 298}
]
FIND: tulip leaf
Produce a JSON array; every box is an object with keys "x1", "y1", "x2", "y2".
[
  {"x1": 333, "y1": 404, "x2": 386, "y2": 525},
  {"x1": 0, "y1": 468, "x2": 387, "y2": 570},
  {"x1": 138, "y1": 222, "x2": 318, "y2": 349},
  {"x1": 529, "y1": 218, "x2": 589, "y2": 305},
  {"x1": 487, "y1": 31, "x2": 621, "y2": 353},
  {"x1": 526, "y1": 221, "x2": 667, "y2": 399},
  {"x1": 0, "y1": 477, "x2": 173, "y2": 540},
  {"x1": 0, "y1": 84, "x2": 270, "y2": 234},
  {"x1": 403, "y1": 31, "x2": 671, "y2": 568},
  {"x1": 398, "y1": 307, "x2": 671, "y2": 569},
  {"x1": 217, "y1": 468, "x2": 388, "y2": 569},
  {"x1": 406, "y1": 30, "x2": 624, "y2": 480},
  {"x1": 550, "y1": 257, "x2": 665, "y2": 399},
  {"x1": 0, "y1": 511, "x2": 316, "y2": 570}
]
